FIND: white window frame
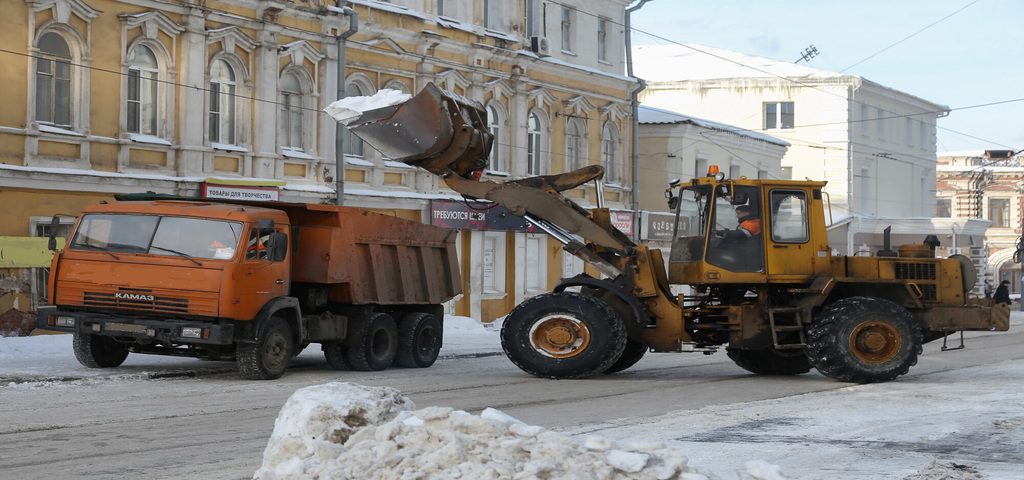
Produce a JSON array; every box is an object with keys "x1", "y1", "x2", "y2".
[
  {"x1": 565, "y1": 117, "x2": 585, "y2": 171},
  {"x1": 486, "y1": 102, "x2": 508, "y2": 173},
  {"x1": 524, "y1": 233, "x2": 547, "y2": 296},
  {"x1": 34, "y1": 31, "x2": 74, "y2": 129},
  {"x1": 208, "y1": 59, "x2": 237, "y2": 145},
  {"x1": 601, "y1": 122, "x2": 620, "y2": 184},
  {"x1": 343, "y1": 76, "x2": 375, "y2": 157},
  {"x1": 482, "y1": 231, "x2": 507, "y2": 296},
  {"x1": 763, "y1": 101, "x2": 794, "y2": 130},
  {"x1": 279, "y1": 68, "x2": 313, "y2": 152},
  {"x1": 560, "y1": 7, "x2": 574, "y2": 53},
  {"x1": 597, "y1": 17, "x2": 609, "y2": 62},
  {"x1": 527, "y1": 110, "x2": 546, "y2": 175},
  {"x1": 126, "y1": 44, "x2": 160, "y2": 136}
]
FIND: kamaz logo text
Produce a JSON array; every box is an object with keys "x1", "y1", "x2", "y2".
[{"x1": 115, "y1": 292, "x2": 155, "y2": 301}]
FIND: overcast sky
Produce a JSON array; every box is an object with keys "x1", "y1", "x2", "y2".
[{"x1": 630, "y1": 0, "x2": 1023, "y2": 153}]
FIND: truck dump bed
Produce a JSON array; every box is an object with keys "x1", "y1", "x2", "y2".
[{"x1": 283, "y1": 203, "x2": 460, "y2": 305}]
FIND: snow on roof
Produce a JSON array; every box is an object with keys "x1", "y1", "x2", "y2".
[
  {"x1": 633, "y1": 43, "x2": 842, "y2": 82},
  {"x1": 937, "y1": 150, "x2": 987, "y2": 157},
  {"x1": 638, "y1": 105, "x2": 789, "y2": 147},
  {"x1": 344, "y1": 0, "x2": 430, "y2": 21}
]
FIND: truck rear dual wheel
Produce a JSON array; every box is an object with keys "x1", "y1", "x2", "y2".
[
  {"x1": 726, "y1": 347, "x2": 811, "y2": 376},
  {"x1": 322, "y1": 341, "x2": 350, "y2": 370},
  {"x1": 395, "y1": 312, "x2": 442, "y2": 368},
  {"x1": 237, "y1": 316, "x2": 294, "y2": 380},
  {"x1": 501, "y1": 292, "x2": 627, "y2": 379},
  {"x1": 73, "y1": 332, "x2": 130, "y2": 368},
  {"x1": 806, "y1": 296, "x2": 923, "y2": 383},
  {"x1": 345, "y1": 312, "x2": 399, "y2": 371}
]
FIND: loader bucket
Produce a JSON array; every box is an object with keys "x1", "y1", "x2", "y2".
[{"x1": 344, "y1": 83, "x2": 493, "y2": 176}]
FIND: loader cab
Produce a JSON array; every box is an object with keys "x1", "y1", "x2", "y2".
[{"x1": 667, "y1": 172, "x2": 830, "y2": 285}]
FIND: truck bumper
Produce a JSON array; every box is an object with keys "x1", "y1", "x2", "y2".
[{"x1": 36, "y1": 305, "x2": 236, "y2": 345}]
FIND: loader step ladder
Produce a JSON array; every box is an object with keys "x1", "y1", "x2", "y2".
[{"x1": 767, "y1": 307, "x2": 806, "y2": 350}]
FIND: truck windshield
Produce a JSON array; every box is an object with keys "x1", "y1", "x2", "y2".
[{"x1": 70, "y1": 214, "x2": 243, "y2": 260}]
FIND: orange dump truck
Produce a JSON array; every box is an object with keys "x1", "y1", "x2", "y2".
[{"x1": 36, "y1": 198, "x2": 461, "y2": 379}]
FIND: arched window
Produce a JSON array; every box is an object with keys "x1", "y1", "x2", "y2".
[
  {"x1": 209, "y1": 59, "x2": 236, "y2": 144},
  {"x1": 382, "y1": 79, "x2": 409, "y2": 94},
  {"x1": 127, "y1": 44, "x2": 159, "y2": 135},
  {"x1": 565, "y1": 118, "x2": 584, "y2": 171},
  {"x1": 36, "y1": 32, "x2": 72, "y2": 127},
  {"x1": 343, "y1": 81, "x2": 367, "y2": 157},
  {"x1": 527, "y1": 111, "x2": 545, "y2": 175},
  {"x1": 486, "y1": 103, "x2": 506, "y2": 172},
  {"x1": 601, "y1": 123, "x2": 619, "y2": 184},
  {"x1": 280, "y1": 71, "x2": 304, "y2": 150}
]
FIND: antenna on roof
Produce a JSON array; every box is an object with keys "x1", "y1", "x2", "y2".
[{"x1": 795, "y1": 45, "x2": 820, "y2": 64}]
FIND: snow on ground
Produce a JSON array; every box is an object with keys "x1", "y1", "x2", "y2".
[
  {"x1": 0, "y1": 315, "x2": 503, "y2": 384},
  {"x1": 566, "y1": 360, "x2": 1024, "y2": 480},
  {"x1": 254, "y1": 382, "x2": 710, "y2": 480},
  {"x1": 323, "y1": 89, "x2": 412, "y2": 125}
]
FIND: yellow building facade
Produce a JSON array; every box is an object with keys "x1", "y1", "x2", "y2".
[{"x1": 0, "y1": 0, "x2": 637, "y2": 325}]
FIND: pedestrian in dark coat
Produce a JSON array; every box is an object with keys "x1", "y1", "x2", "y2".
[{"x1": 993, "y1": 280, "x2": 1011, "y2": 305}]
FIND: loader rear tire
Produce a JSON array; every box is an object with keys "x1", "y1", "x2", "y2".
[
  {"x1": 237, "y1": 316, "x2": 293, "y2": 380},
  {"x1": 73, "y1": 332, "x2": 129, "y2": 368},
  {"x1": 395, "y1": 312, "x2": 442, "y2": 368},
  {"x1": 603, "y1": 338, "x2": 648, "y2": 374},
  {"x1": 806, "y1": 296, "x2": 923, "y2": 383},
  {"x1": 726, "y1": 347, "x2": 811, "y2": 376},
  {"x1": 501, "y1": 292, "x2": 627, "y2": 379},
  {"x1": 346, "y1": 312, "x2": 398, "y2": 371}
]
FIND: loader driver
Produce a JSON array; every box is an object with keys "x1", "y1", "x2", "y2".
[{"x1": 732, "y1": 205, "x2": 762, "y2": 238}]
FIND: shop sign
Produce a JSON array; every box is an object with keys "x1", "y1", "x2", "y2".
[
  {"x1": 430, "y1": 200, "x2": 537, "y2": 232},
  {"x1": 642, "y1": 211, "x2": 678, "y2": 241},
  {"x1": 202, "y1": 183, "x2": 280, "y2": 202},
  {"x1": 610, "y1": 211, "x2": 634, "y2": 237}
]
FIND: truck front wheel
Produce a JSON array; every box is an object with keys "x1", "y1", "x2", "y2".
[
  {"x1": 237, "y1": 316, "x2": 293, "y2": 380},
  {"x1": 73, "y1": 332, "x2": 129, "y2": 368},
  {"x1": 346, "y1": 312, "x2": 398, "y2": 371},
  {"x1": 806, "y1": 296, "x2": 923, "y2": 383},
  {"x1": 501, "y1": 292, "x2": 627, "y2": 379}
]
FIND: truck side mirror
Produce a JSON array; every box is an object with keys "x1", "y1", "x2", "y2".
[
  {"x1": 47, "y1": 215, "x2": 60, "y2": 251},
  {"x1": 268, "y1": 232, "x2": 288, "y2": 262}
]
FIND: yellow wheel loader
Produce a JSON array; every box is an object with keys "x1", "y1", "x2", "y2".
[{"x1": 336, "y1": 83, "x2": 1009, "y2": 383}]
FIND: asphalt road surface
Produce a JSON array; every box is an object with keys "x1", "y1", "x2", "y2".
[{"x1": 1, "y1": 328, "x2": 1020, "y2": 480}]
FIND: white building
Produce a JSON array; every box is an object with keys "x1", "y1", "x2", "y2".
[
  {"x1": 633, "y1": 44, "x2": 949, "y2": 218},
  {"x1": 636, "y1": 105, "x2": 789, "y2": 212}
]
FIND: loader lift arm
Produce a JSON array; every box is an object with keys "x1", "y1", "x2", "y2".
[{"x1": 337, "y1": 83, "x2": 634, "y2": 277}]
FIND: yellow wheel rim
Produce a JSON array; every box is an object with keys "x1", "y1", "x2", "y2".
[
  {"x1": 849, "y1": 320, "x2": 902, "y2": 364},
  {"x1": 528, "y1": 315, "x2": 592, "y2": 359}
]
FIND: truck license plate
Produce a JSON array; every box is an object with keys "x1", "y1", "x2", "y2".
[{"x1": 106, "y1": 323, "x2": 147, "y2": 334}]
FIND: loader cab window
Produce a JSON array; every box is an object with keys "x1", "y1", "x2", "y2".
[
  {"x1": 669, "y1": 185, "x2": 711, "y2": 264},
  {"x1": 706, "y1": 185, "x2": 763, "y2": 272},
  {"x1": 769, "y1": 190, "x2": 809, "y2": 243}
]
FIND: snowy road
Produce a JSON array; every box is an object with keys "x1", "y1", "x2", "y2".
[{"x1": 0, "y1": 321, "x2": 1021, "y2": 480}]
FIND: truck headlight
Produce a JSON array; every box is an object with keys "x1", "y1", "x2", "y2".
[
  {"x1": 181, "y1": 327, "x2": 202, "y2": 338},
  {"x1": 55, "y1": 316, "x2": 76, "y2": 327}
]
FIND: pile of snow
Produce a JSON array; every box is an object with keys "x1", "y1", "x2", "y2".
[
  {"x1": 254, "y1": 382, "x2": 709, "y2": 479},
  {"x1": 323, "y1": 89, "x2": 411, "y2": 125}
]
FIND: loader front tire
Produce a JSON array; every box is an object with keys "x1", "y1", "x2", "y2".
[
  {"x1": 603, "y1": 338, "x2": 648, "y2": 374},
  {"x1": 73, "y1": 332, "x2": 129, "y2": 368},
  {"x1": 726, "y1": 347, "x2": 811, "y2": 376},
  {"x1": 501, "y1": 292, "x2": 627, "y2": 379},
  {"x1": 806, "y1": 296, "x2": 922, "y2": 383}
]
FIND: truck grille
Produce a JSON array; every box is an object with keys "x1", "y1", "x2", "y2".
[{"x1": 83, "y1": 289, "x2": 190, "y2": 314}]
